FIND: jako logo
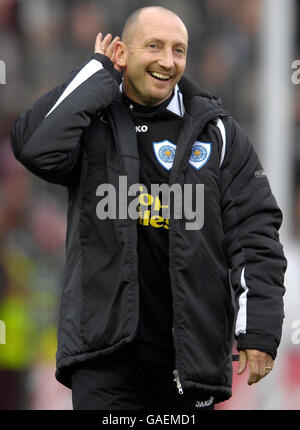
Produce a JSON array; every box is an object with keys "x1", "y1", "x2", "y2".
[
  {"x1": 195, "y1": 396, "x2": 214, "y2": 408},
  {"x1": 135, "y1": 125, "x2": 148, "y2": 133},
  {"x1": 0, "y1": 320, "x2": 6, "y2": 344},
  {"x1": 0, "y1": 60, "x2": 6, "y2": 85}
]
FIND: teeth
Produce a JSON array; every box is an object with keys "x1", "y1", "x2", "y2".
[{"x1": 149, "y1": 72, "x2": 170, "y2": 80}]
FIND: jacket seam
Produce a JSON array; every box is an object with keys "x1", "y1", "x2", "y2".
[{"x1": 78, "y1": 149, "x2": 89, "y2": 350}]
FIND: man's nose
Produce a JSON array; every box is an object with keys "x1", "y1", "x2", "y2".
[{"x1": 157, "y1": 48, "x2": 175, "y2": 70}]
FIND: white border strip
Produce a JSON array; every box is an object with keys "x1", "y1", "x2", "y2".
[
  {"x1": 45, "y1": 59, "x2": 103, "y2": 118},
  {"x1": 167, "y1": 85, "x2": 185, "y2": 117},
  {"x1": 216, "y1": 118, "x2": 226, "y2": 167},
  {"x1": 235, "y1": 267, "x2": 249, "y2": 335}
]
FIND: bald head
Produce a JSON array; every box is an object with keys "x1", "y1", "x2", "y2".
[
  {"x1": 122, "y1": 6, "x2": 188, "y2": 45},
  {"x1": 116, "y1": 6, "x2": 188, "y2": 106}
]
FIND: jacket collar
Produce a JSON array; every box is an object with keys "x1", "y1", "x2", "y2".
[
  {"x1": 119, "y1": 82, "x2": 185, "y2": 118},
  {"x1": 177, "y1": 76, "x2": 224, "y2": 119},
  {"x1": 119, "y1": 76, "x2": 224, "y2": 119},
  {"x1": 166, "y1": 85, "x2": 185, "y2": 117}
]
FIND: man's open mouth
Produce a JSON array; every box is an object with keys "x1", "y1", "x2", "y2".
[{"x1": 148, "y1": 71, "x2": 171, "y2": 81}]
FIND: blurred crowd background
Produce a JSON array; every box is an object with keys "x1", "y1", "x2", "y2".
[{"x1": 0, "y1": 0, "x2": 299, "y2": 410}]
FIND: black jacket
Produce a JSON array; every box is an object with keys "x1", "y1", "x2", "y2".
[{"x1": 10, "y1": 54, "x2": 287, "y2": 403}]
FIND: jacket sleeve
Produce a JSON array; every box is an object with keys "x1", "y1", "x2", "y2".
[
  {"x1": 219, "y1": 116, "x2": 287, "y2": 359},
  {"x1": 10, "y1": 53, "x2": 121, "y2": 185}
]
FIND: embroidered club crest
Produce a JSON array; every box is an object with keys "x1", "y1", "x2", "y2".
[
  {"x1": 153, "y1": 140, "x2": 176, "y2": 171},
  {"x1": 189, "y1": 141, "x2": 211, "y2": 170}
]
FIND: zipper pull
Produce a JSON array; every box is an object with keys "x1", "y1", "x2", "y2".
[{"x1": 173, "y1": 370, "x2": 184, "y2": 394}]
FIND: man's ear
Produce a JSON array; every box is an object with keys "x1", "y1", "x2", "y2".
[{"x1": 115, "y1": 41, "x2": 127, "y2": 68}]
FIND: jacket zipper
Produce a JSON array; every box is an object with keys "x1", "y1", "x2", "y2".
[
  {"x1": 173, "y1": 369, "x2": 184, "y2": 394},
  {"x1": 169, "y1": 110, "x2": 226, "y2": 395},
  {"x1": 107, "y1": 111, "x2": 141, "y2": 344}
]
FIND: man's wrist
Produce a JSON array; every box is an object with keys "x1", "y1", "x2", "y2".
[
  {"x1": 237, "y1": 333, "x2": 278, "y2": 360},
  {"x1": 93, "y1": 53, "x2": 122, "y2": 84}
]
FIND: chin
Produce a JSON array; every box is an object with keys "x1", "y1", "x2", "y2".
[{"x1": 146, "y1": 89, "x2": 173, "y2": 105}]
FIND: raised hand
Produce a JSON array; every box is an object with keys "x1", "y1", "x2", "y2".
[{"x1": 94, "y1": 33, "x2": 122, "y2": 72}]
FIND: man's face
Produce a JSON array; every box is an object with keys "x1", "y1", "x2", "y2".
[{"x1": 122, "y1": 11, "x2": 188, "y2": 106}]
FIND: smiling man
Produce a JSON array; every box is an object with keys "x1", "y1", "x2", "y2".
[
  {"x1": 117, "y1": 8, "x2": 188, "y2": 106},
  {"x1": 11, "y1": 6, "x2": 286, "y2": 410}
]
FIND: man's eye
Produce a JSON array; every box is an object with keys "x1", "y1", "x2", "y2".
[
  {"x1": 175, "y1": 48, "x2": 185, "y2": 55},
  {"x1": 149, "y1": 43, "x2": 162, "y2": 49}
]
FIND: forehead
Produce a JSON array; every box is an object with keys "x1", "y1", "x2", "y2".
[{"x1": 133, "y1": 12, "x2": 188, "y2": 46}]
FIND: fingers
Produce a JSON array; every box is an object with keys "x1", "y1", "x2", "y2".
[
  {"x1": 238, "y1": 349, "x2": 274, "y2": 386},
  {"x1": 106, "y1": 36, "x2": 120, "y2": 59},
  {"x1": 237, "y1": 350, "x2": 258, "y2": 385},
  {"x1": 249, "y1": 353, "x2": 274, "y2": 385},
  {"x1": 248, "y1": 355, "x2": 261, "y2": 385},
  {"x1": 95, "y1": 33, "x2": 112, "y2": 54},
  {"x1": 94, "y1": 32, "x2": 103, "y2": 54},
  {"x1": 94, "y1": 33, "x2": 120, "y2": 58}
]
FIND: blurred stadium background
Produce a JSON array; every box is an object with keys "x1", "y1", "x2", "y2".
[{"x1": 0, "y1": 0, "x2": 299, "y2": 410}]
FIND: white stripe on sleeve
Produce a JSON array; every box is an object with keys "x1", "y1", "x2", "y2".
[
  {"x1": 45, "y1": 59, "x2": 103, "y2": 118},
  {"x1": 216, "y1": 118, "x2": 226, "y2": 167},
  {"x1": 235, "y1": 267, "x2": 249, "y2": 336}
]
